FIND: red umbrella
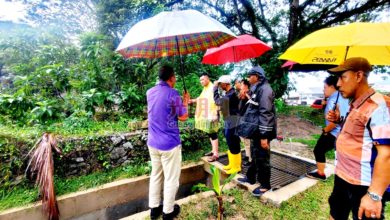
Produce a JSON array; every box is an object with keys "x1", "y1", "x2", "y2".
[{"x1": 202, "y1": 34, "x2": 271, "y2": 65}]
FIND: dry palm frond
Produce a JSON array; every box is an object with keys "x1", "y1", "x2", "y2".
[{"x1": 26, "y1": 133, "x2": 62, "y2": 220}]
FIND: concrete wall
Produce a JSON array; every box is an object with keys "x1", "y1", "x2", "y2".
[{"x1": 0, "y1": 162, "x2": 206, "y2": 220}]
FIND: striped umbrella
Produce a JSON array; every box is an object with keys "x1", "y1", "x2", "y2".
[{"x1": 116, "y1": 9, "x2": 236, "y2": 89}]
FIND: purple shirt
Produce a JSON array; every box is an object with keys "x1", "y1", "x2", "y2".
[{"x1": 146, "y1": 81, "x2": 187, "y2": 151}]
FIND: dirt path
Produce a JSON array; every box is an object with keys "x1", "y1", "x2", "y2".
[
  {"x1": 277, "y1": 115, "x2": 322, "y2": 139},
  {"x1": 271, "y1": 115, "x2": 322, "y2": 160}
]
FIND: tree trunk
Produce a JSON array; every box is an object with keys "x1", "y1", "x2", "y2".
[{"x1": 288, "y1": 0, "x2": 299, "y2": 46}]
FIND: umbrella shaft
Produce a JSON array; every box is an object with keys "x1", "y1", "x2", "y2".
[{"x1": 175, "y1": 36, "x2": 187, "y2": 91}]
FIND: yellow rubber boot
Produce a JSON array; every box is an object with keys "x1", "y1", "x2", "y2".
[
  {"x1": 225, "y1": 152, "x2": 241, "y2": 174},
  {"x1": 223, "y1": 151, "x2": 233, "y2": 170}
]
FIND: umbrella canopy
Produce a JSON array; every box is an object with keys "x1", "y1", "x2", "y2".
[
  {"x1": 281, "y1": 60, "x2": 336, "y2": 72},
  {"x1": 116, "y1": 9, "x2": 236, "y2": 58},
  {"x1": 202, "y1": 34, "x2": 271, "y2": 65},
  {"x1": 279, "y1": 22, "x2": 390, "y2": 65}
]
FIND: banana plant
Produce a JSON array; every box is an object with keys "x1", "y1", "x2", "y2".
[{"x1": 192, "y1": 165, "x2": 237, "y2": 220}]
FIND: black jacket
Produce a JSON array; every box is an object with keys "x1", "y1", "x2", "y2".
[
  {"x1": 237, "y1": 79, "x2": 277, "y2": 139},
  {"x1": 214, "y1": 87, "x2": 240, "y2": 127}
]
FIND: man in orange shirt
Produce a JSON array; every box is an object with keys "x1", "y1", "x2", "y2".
[{"x1": 327, "y1": 57, "x2": 390, "y2": 220}]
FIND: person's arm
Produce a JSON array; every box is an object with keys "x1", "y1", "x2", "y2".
[
  {"x1": 178, "y1": 92, "x2": 189, "y2": 121},
  {"x1": 323, "y1": 122, "x2": 337, "y2": 134},
  {"x1": 213, "y1": 84, "x2": 228, "y2": 106},
  {"x1": 358, "y1": 144, "x2": 390, "y2": 219}
]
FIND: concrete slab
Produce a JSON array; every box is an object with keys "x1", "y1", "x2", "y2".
[
  {"x1": 206, "y1": 149, "x2": 335, "y2": 207},
  {"x1": 121, "y1": 183, "x2": 236, "y2": 220}
]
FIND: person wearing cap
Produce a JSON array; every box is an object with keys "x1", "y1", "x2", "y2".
[
  {"x1": 326, "y1": 57, "x2": 390, "y2": 220},
  {"x1": 236, "y1": 66, "x2": 277, "y2": 197},
  {"x1": 306, "y1": 75, "x2": 349, "y2": 180},
  {"x1": 213, "y1": 75, "x2": 241, "y2": 174},
  {"x1": 189, "y1": 73, "x2": 220, "y2": 162}
]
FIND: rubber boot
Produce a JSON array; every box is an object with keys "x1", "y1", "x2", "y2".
[
  {"x1": 225, "y1": 152, "x2": 241, "y2": 174},
  {"x1": 223, "y1": 150, "x2": 233, "y2": 170}
]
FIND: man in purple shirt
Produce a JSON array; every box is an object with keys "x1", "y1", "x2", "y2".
[{"x1": 147, "y1": 65, "x2": 189, "y2": 220}]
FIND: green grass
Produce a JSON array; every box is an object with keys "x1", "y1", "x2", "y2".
[{"x1": 180, "y1": 175, "x2": 390, "y2": 219}]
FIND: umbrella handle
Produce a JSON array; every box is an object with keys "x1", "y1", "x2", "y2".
[{"x1": 333, "y1": 92, "x2": 339, "y2": 111}]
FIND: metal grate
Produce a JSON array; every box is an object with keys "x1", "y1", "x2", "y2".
[{"x1": 218, "y1": 151, "x2": 317, "y2": 190}]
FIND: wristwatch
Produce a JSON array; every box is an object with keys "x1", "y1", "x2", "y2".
[{"x1": 367, "y1": 191, "x2": 382, "y2": 201}]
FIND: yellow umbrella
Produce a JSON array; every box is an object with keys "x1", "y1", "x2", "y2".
[{"x1": 279, "y1": 22, "x2": 390, "y2": 65}]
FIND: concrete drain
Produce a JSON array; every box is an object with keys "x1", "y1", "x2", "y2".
[{"x1": 218, "y1": 151, "x2": 317, "y2": 190}]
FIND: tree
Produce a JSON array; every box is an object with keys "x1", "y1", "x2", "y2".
[
  {"x1": 21, "y1": 0, "x2": 98, "y2": 39},
  {"x1": 95, "y1": 0, "x2": 390, "y2": 97},
  {"x1": 94, "y1": 0, "x2": 168, "y2": 47},
  {"x1": 174, "y1": 0, "x2": 390, "y2": 97}
]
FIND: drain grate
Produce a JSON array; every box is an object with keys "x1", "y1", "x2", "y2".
[{"x1": 218, "y1": 151, "x2": 317, "y2": 190}]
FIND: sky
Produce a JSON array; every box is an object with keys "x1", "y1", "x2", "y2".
[
  {"x1": 1, "y1": 0, "x2": 389, "y2": 94},
  {"x1": 0, "y1": 1, "x2": 26, "y2": 23}
]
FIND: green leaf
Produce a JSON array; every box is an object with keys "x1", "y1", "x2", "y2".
[{"x1": 210, "y1": 165, "x2": 221, "y2": 196}]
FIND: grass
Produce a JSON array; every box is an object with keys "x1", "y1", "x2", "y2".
[{"x1": 180, "y1": 175, "x2": 390, "y2": 219}]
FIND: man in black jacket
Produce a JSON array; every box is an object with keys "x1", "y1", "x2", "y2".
[{"x1": 237, "y1": 66, "x2": 277, "y2": 197}]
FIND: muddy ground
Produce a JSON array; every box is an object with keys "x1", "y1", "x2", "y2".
[{"x1": 271, "y1": 115, "x2": 322, "y2": 160}]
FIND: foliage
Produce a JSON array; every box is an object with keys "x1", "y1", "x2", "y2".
[
  {"x1": 0, "y1": 93, "x2": 34, "y2": 123},
  {"x1": 0, "y1": 137, "x2": 25, "y2": 188},
  {"x1": 95, "y1": 0, "x2": 166, "y2": 45},
  {"x1": 21, "y1": 0, "x2": 98, "y2": 38}
]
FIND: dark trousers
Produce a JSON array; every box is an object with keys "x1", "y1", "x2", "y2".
[
  {"x1": 245, "y1": 137, "x2": 271, "y2": 189},
  {"x1": 329, "y1": 175, "x2": 389, "y2": 220},
  {"x1": 313, "y1": 133, "x2": 336, "y2": 163},
  {"x1": 224, "y1": 127, "x2": 241, "y2": 154}
]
